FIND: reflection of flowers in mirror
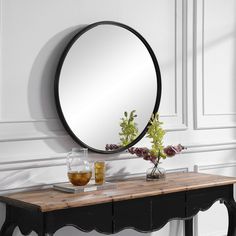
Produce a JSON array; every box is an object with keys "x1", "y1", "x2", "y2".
[
  {"x1": 105, "y1": 143, "x2": 121, "y2": 151},
  {"x1": 105, "y1": 110, "x2": 139, "y2": 150},
  {"x1": 119, "y1": 110, "x2": 138, "y2": 146}
]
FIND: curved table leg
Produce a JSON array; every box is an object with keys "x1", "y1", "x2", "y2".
[
  {"x1": 224, "y1": 198, "x2": 236, "y2": 236},
  {"x1": 184, "y1": 218, "x2": 193, "y2": 236},
  {"x1": 0, "y1": 222, "x2": 15, "y2": 236}
]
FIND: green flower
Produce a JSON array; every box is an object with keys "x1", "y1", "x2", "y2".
[
  {"x1": 146, "y1": 113, "x2": 166, "y2": 163},
  {"x1": 119, "y1": 110, "x2": 138, "y2": 146}
]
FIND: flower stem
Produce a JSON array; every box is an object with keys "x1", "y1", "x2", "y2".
[{"x1": 150, "y1": 150, "x2": 161, "y2": 176}]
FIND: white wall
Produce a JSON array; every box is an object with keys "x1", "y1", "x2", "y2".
[{"x1": 0, "y1": 0, "x2": 236, "y2": 235}]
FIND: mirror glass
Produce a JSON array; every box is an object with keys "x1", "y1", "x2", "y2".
[{"x1": 55, "y1": 22, "x2": 161, "y2": 153}]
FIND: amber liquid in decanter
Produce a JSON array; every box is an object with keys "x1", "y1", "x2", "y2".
[{"x1": 68, "y1": 171, "x2": 92, "y2": 186}]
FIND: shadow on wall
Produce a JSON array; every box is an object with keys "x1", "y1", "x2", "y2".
[{"x1": 27, "y1": 25, "x2": 86, "y2": 152}]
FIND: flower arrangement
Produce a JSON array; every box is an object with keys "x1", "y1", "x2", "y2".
[
  {"x1": 128, "y1": 113, "x2": 186, "y2": 180},
  {"x1": 105, "y1": 112, "x2": 186, "y2": 179}
]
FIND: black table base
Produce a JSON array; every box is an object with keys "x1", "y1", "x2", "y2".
[{"x1": 1, "y1": 185, "x2": 236, "y2": 236}]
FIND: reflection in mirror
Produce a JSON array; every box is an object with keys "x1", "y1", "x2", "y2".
[
  {"x1": 106, "y1": 110, "x2": 138, "y2": 151},
  {"x1": 55, "y1": 21, "x2": 162, "y2": 153}
]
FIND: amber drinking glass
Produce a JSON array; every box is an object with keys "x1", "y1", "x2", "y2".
[
  {"x1": 95, "y1": 161, "x2": 106, "y2": 185},
  {"x1": 67, "y1": 148, "x2": 92, "y2": 186}
]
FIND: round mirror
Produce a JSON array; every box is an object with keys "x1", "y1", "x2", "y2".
[{"x1": 55, "y1": 21, "x2": 162, "y2": 154}]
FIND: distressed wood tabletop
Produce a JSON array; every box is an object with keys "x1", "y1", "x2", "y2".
[{"x1": 1, "y1": 172, "x2": 236, "y2": 212}]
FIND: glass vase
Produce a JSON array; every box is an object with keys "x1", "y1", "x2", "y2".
[
  {"x1": 67, "y1": 148, "x2": 92, "y2": 186},
  {"x1": 146, "y1": 164, "x2": 166, "y2": 181}
]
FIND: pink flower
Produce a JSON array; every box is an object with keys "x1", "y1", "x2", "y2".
[
  {"x1": 128, "y1": 147, "x2": 135, "y2": 154},
  {"x1": 150, "y1": 155, "x2": 157, "y2": 163},
  {"x1": 135, "y1": 148, "x2": 142, "y2": 157},
  {"x1": 141, "y1": 148, "x2": 149, "y2": 156},
  {"x1": 163, "y1": 146, "x2": 176, "y2": 157},
  {"x1": 164, "y1": 144, "x2": 186, "y2": 157}
]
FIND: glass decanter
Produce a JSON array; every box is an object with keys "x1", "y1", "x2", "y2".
[{"x1": 67, "y1": 148, "x2": 92, "y2": 186}]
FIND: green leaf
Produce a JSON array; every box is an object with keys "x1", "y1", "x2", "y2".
[
  {"x1": 119, "y1": 110, "x2": 139, "y2": 147},
  {"x1": 146, "y1": 112, "x2": 166, "y2": 159}
]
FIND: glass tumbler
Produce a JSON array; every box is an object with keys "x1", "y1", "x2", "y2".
[
  {"x1": 95, "y1": 161, "x2": 106, "y2": 185},
  {"x1": 67, "y1": 148, "x2": 92, "y2": 186}
]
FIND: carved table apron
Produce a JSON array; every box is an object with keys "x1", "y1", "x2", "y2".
[{"x1": 0, "y1": 172, "x2": 236, "y2": 236}]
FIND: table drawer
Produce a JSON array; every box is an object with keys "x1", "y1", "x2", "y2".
[
  {"x1": 45, "y1": 202, "x2": 113, "y2": 234},
  {"x1": 113, "y1": 197, "x2": 152, "y2": 233},
  {"x1": 152, "y1": 192, "x2": 185, "y2": 231},
  {"x1": 186, "y1": 185, "x2": 231, "y2": 217}
]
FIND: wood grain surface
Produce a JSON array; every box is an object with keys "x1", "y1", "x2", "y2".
[{"x1": 1, "y1": 172, "x2": 236, "y2": 212}]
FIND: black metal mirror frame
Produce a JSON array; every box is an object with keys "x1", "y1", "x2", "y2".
[{"x1": 54, "y1": 21, "x2": 162, "y2": 154}]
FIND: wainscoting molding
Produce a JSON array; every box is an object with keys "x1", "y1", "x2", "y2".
[
  {"x1": 185, "y1": 140, "x2": 236, "y2": 153},
  {"x1": 1, "y1": 139, "x2": 236, "y2": 169},
  {"x1": 0, "y1": 118, "x2": 69, "y2": 142},
  {"x1": 0, "y1": 117, "x2": 187, "y2": 143},
  {"x1": 0, "y1": 116, "x2": 187, "y2": 144},
  {"x1": 0, "y1": 118, "x2": 57, "y2": 123},
  {"x1": 193, "y1": 0, "x2": 236, "y2": 130},
  {"x1": 0, "y1": 132, "x2": 68, "y2": 143},
  {"x1": 161, "y1": 0, "x2": 188, "y2": 131},
  {"x1": 196, "y1": 162, "x2": 236, "y2": 172},
  {"x1": 0, "y1": 0, "x2": 187, "y2": 134},
  {"x1": 0, "y1": 0, "x2": 2, "y2": 115}
]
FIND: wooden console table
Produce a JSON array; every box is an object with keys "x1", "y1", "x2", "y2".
[{"x1": 0, "y1": 172, "x2": 236, "y2": 236}]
